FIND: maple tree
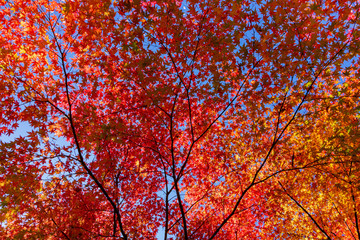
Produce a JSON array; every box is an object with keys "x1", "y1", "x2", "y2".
[{"x1": 0, "y1": 0, "x2": 360, "y2": 239}]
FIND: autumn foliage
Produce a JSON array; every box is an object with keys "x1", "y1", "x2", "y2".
[{"x1": 0, "y1": 0, "x2": 360, "y2": 239}]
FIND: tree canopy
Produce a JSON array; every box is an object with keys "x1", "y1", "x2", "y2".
[{"x1": 0, "y1": 0, "x2": 360, "y2": 239}]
